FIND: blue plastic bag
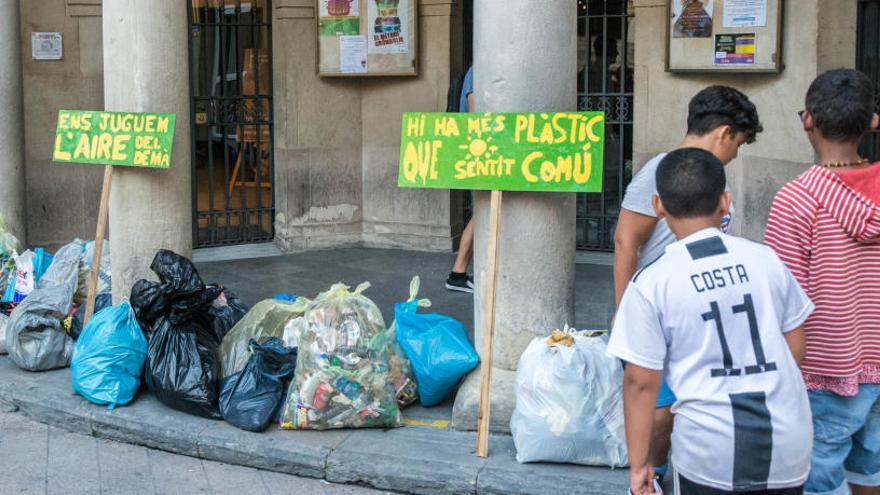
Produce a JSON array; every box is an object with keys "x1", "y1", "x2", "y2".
[
  {"x1": 71, "y1": 300, "x2": 148, "y2": 409},
  {"x1": 394, "y1": 279, "x2": 479, "y2": 407}
]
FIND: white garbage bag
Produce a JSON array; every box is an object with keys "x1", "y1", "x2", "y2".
[{"x1": 510, "y1": 329, "x2": 628, "y2": 468}]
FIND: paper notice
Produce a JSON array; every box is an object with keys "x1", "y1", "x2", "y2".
[
  {"x1": 340, "y1": 35, "x2": 368, "y2": 73},
  {"x1": 723, "y1": 0, "x2": 766, "y2": 28}
]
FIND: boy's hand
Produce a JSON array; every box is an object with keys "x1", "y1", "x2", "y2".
[{"x1": 629, "y1": 465, "x2": 661, "y2": 494}]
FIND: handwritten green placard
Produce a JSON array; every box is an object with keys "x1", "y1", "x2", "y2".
[
  {"x1": 52, "y1": 109, "x2": 176, "y2": 168},
  {"x1": 398, "y1": 111, "x2": 604, "y2": 193}
]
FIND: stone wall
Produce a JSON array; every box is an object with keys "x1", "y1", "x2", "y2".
[
  {"x1": 19, "y1": 0, "x2": 104, "y2": 247},
  {"x1": 632, "y1": 0, "x2": 857, "y2": 241},
  {"x1": 272, "y1": 0, "x2": 460, "y2": 253}
]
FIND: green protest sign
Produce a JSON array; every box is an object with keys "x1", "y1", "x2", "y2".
[
  {"x1": 398, "y1": 111, "x2": 604, "y2": 193},
  {"x1": 52, "y1": 109, "x2": 176, "y2": 168}
]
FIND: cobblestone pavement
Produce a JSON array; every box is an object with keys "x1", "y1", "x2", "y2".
[{"x1": 0, "y1": 410, "x2": 392, "y2": 495}]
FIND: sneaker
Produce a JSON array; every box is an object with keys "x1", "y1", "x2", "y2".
[
  {"x1": 467, "y1": 275, "x2": 474, "y2": 289},
  {"x1": 446, "y1": 272, "x2": 473, "y2": 293}
]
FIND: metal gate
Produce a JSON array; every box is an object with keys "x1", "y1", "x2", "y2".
[
  {"x1": 858, "y1": 0, "x2": 880, "y2": 161},
  {"x1": 577, "y1": 0, "x2": 634, "y2": 251},
  {"x1": 188, "y1": 0, "x2": 275, "y2": 248}
]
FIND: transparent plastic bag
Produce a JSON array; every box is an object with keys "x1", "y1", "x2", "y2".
[
  {"x1": 510, "y1": 329, "x2": 627, "y2": 468},
  {"x1": 219, "y1": 297, "x2": 311, "y2": 379},
  {"x1": 74, "y1": 241, "x2": 112, "y2": 305},
  {"x1": 386, "y1": 276, "x2": 424, "y2": 408},
  {"x1": 280, "y1": 283, "x2": 403, "y2": 430}
]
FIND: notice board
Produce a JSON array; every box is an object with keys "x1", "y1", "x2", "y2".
[
  {"x1": 666, "y1": 0, "x2": 783, "y2": 73},
  {"x1": 317, "y1": 0, "x2": 418, "y2": 77}
]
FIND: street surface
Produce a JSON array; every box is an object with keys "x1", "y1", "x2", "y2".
[{"x1": 0, "y1": 410, "x2": 391, "y2": 495}]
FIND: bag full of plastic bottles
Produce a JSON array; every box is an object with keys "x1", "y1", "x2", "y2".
[{"x1": 279, "y1": 282, "x2": 403, "y2": 430}]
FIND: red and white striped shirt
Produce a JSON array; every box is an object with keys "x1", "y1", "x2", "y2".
[{"x1": 764, "y1": 163, "x2": 880, "y2": 396}]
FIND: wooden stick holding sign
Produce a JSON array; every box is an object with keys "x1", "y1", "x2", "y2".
[
  {"x1": 476, "y1": 189, "x2": 502, "y2": 457},
  {"x1": 52, "y1": 109, "x2": 177, "y2": 325},
  {"x1": 83, "y1": 165, "x2": 114, "y2": 324},
  {"x1": 397, "y1": 110, "x2": 605, "y2": 458}
]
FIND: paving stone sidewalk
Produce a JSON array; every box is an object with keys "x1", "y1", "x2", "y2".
[{"x1": 0, "y1": 409, "x2": 388, "y2": 495}]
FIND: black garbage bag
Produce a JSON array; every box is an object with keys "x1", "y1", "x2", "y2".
[
  {"x1": 66, "y1": 293, "x2": 113, "y2": 340},
  {"x1": 219, "y1": 338, "x2": 298, "y2": 432},
  {"x1": 130, "y1": 250, "x2": 238, "y2": 418},
  {"x1": 145, "y1": 316, "x2": 222, "y2": 419},
  {"x1": 130, "y1": 279, "x2": 169, "y2": 334},
  {"x1": 207, "y1": 288, "x2": 248, "y2": 341}
]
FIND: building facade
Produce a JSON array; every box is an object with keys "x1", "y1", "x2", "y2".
[{"x1": 2, "y1": 0, "x2": 879, "y2": 256}]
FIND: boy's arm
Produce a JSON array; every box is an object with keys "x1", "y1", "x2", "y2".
[
  {"x1": 764, "y1": 189, "x2": 812, "y2": 290},
  {"x1": 783, "y1": 325, "x2": 806, "y2": 367},
  {"x1": 624, "y1": 364, "x2": 663, "y2": 495},
  {"x1": 613, "y1": 209, "x2": 658, "y2": 307}
]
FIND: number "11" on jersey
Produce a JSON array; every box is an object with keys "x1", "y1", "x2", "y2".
[{"x1": 702, "y1": 293, "x2": 778, "y2": 378}]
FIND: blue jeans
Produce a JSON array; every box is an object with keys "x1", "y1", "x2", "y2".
[{"x1": 805, "y1": 385, "x2": 880, "y2": 495}]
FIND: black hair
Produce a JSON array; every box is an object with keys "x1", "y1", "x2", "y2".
[
  {"x1": 656, "y1": 148, "x2": 726, "y2": 219},
  {"x1": 805, "y1": 68, "x2": 875, "y2": 141},
  {"x1": 686, "y1": 86, "x2": 763, "y2": 144}
]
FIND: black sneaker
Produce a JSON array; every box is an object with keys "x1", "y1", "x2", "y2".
[{"x1": 446, "y1": 272, "x2": 473, "y2": 293}]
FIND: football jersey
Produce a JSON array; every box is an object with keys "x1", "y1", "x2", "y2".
[{"x1": 607, "y1": 228, "x2": 814, "y2": 491}]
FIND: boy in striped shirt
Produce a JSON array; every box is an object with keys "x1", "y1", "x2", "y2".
[{"x1": 765, "y1": 69, "x2": 880, "y2": 495}]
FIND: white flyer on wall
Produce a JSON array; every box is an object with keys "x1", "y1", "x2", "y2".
[
  {"x1": 723, "y1": 0, "x2": 767, "y2": 28},
  {"x1": 339, "y1": 35, "x2": 368, "y2": 73},
  {"x1": 368, "y1": 0, "x2": 409, "y2": 54}
]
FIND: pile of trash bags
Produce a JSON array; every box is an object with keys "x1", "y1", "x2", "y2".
[
  {"x1": 218, "y1": 298, "x2": 309, "y2": 431},
  {"x1": 510, "y1": 329, "x2": 628, "y2": 468},
  {"x1": 5, "y1": 241, "x2": 82, "y2": 371},
  {"x1": 71, "y1": 300, "x2": 147, "y2": 409},
  {"x1": 280, "y1": 283, "x2": 403, "y2": 430},
  {"x1": 394, "y1": 277, "x2": 479, "y2": 407},
  {"x1": 131, "y1": 250, "x2": 248, "y2": 419}
]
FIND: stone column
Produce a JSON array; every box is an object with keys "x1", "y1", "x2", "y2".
[
  {"x1": 0, "y1": 0, "x2": 26, "y2": 242},
  {"x1": 104, "y1": 0, "x2": 192, "y2": 301},
  {"x1": 452, "y1": 0, "x2": 577, "y2": 432}
]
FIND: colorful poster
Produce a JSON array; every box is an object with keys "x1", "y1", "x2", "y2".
[
  {"x1": 398, "y1": 112, "x2": 605, "y2": 193},
  {"x1": 53, "y1": 110, "x2": 176, "y2": 168},
  {"x1": 723, "y1": 0, "x2": 766, "y2": 28},
  {"x1": 673, "y1": 0, "x2": 714, "y2": 38},
  {"x1": 318, "y1": 0, "x2": 360, "y2": 36},
  {"x1": 340, "y1": 35, "x2": 368, "y2": 73},
  {"x1": 368, "y1": 0, "x2": 408, "y2": 54},
  {"x1": 714, "y1": 33, "x2": 756, "y2": 65}
]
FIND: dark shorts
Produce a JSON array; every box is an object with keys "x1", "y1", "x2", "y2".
[{"x1": 675, "y1": 473, "x2": 803, "y2": 495}]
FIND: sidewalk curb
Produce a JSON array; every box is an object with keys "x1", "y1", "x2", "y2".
[{"x1": 0, "y1": 359, "x2": 628, "y2": 494}]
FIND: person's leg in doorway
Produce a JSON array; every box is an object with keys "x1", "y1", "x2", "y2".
[{"x1": 446, "y1": 217, "x2": 474, "y2": 293}]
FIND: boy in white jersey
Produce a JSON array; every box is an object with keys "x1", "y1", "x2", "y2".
[{"x1": 608, "y1": 148, "x2": 814, "y2": 495}]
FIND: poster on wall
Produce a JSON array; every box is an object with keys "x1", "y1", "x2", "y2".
[
  {"x1": 673, "y1": 0, "x2": 713, "y2": 38},
  {"x1": 714, "y1": 33, "x2": 756, "y2": 65},
  {"x1": 723, "y1": 0, "x2": 766, "y2": 28},
  {"x1": 319, "y1": 0, "x2": 361, "y2": 36},
  {"x1": 340, "y1": 35, "x2": 368, "y2": 73},
  {"x1": 367, "y1": 0, "x2": 409, "y2": 54}
]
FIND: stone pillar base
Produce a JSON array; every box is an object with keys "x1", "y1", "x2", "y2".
[{"x1": 450, "y1": 367, "x2": 517, "y2": 435}]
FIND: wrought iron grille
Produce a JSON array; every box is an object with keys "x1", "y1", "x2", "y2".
[
  {"x1": 858, "y1": 0, "x2": 880, "y2": 162},
  {"x1": 188, "y1": 0, "x2": 275, "y2": 248},
  {"x1": 577, "y1": 0, "x2": 634, "y2": 251}
]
